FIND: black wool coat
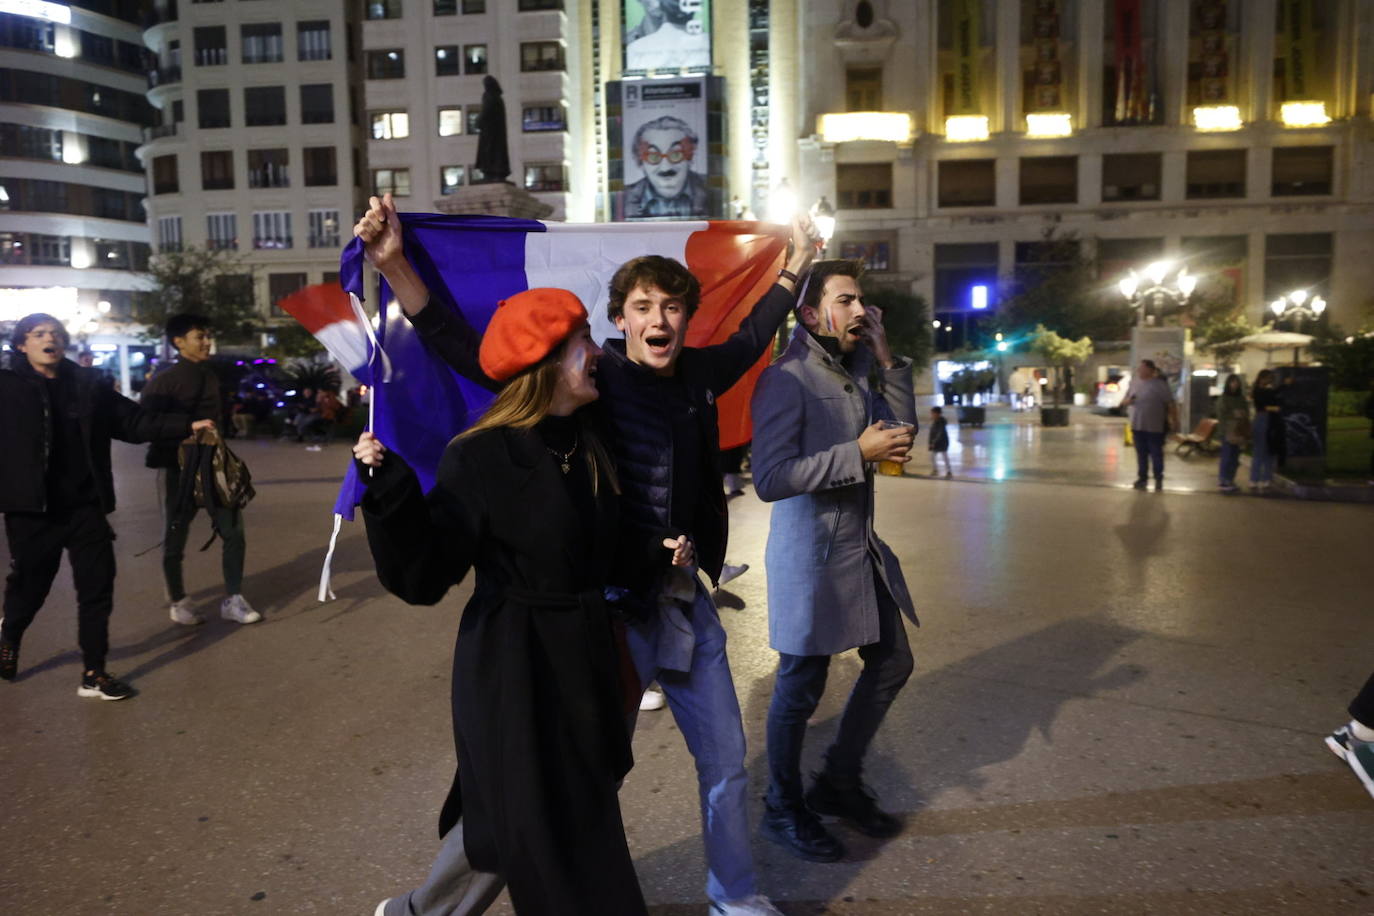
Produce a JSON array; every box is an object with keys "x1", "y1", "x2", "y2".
[{"x1": 361, "y1": 423, "x2": 645, "y2": 916}]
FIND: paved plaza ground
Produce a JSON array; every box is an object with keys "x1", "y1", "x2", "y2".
[{"x1": 2, "y1": 415, "x2": 1371, "y2": 914}]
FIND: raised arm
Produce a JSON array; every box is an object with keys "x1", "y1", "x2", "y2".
[
  {"x1": 696, "y1": 215, "x2": 818, "y2": 394},
  {"x1": 353, "y1": 194, "x2": 498, "y2": 391},
  {"x1": 355, "y1": 431, "x2": 482, "y2": 605}
]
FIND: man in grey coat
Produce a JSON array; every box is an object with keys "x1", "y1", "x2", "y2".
[{"x1": 750, "y1": 259, "x2": 920, "y2": 862}]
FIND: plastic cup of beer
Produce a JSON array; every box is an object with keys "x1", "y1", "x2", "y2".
[{"x1": 877, "y1": 419, "x2": 914, "y2": 477}]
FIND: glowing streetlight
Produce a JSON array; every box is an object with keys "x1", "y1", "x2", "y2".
[{"x1": 1118, "y1": 262, "x2": 1200, "y2": 327}]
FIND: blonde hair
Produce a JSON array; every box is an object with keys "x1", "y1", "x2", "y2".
[{"x1": 461, "y1": 349, "x2": 619, "y2": 495}]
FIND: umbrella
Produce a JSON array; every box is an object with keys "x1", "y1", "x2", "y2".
[{"x1": 1238, "y1": 330, "x2": 1314, "y2": 365}]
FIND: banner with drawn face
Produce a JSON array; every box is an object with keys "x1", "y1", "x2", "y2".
[
  {"x1": 623, "y1": 0, "x2": 712, "y2": 73},
  {"x1": 617, "y1": 77, "x2": 709, "y2": 220}
]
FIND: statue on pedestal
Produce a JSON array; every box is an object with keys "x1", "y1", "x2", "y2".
[{"x1": 475, "y1": 76, "x2": 511, "y2": 184}]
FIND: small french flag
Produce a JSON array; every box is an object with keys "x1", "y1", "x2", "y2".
[{"x1": 276, "y1": 282, "x2": 388, "y2": 386}]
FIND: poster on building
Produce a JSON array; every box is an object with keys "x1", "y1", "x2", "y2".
[
  {"x1": 623, "y1": 0, "x2": 712, "y2": 74},
  {"x1": 1278, "y1": 0, "x2": 1317, "y2": 100},
  {"x1": 950, "y1": 0, "x2": 982, "y2": 116},
  {"x1": 615, "y1": 77, "x2": 709, "y2": 220},
  {"x1": 1028, "y1": 0, "x2": 1062, "y2": 111},
  {"x1": 1192, "y1": 0, "x2": 1231, "y2": 105}
]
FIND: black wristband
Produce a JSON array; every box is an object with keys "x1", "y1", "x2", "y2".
[{"x1": 778, "y1": 268, "x2": 798, "y2": 284}]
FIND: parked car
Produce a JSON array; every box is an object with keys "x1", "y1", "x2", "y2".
[{"x1": 1096, "y1": 368, "x2": 1132, "y2": 414}]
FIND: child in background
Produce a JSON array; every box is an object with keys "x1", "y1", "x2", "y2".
[{"x1": 929, "y1": 405, "x2": 951, "y2": 478}]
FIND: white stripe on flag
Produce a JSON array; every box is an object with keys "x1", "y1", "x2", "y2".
[{"x1": 525, "y1": 222, "x2": 703, "y2": 345}]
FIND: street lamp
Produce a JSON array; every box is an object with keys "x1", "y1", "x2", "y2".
[
  {"x1": 810, "y1": 196, "x2": 836, "y2": 252},
  {"x1": 768, "y1": 179, "x2": 797, "y2": 223},
  {"x1": 1117, "y1": 261, "x2": 1198, "y2": 327},
  {"x1": 1268, "y1": 289, "x2": 1327, "y2": 329}
]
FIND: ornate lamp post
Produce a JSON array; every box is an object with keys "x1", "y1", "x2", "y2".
[
  {"x1": 1268, "y1": 289, "x2": 1327, "y2": 330},
  {"x1": 1117, "y1": 261, "x2": 1198, "y2": 327},
  {"x1": 810, "y1": 196, "x2": 836, "y2": 255}
]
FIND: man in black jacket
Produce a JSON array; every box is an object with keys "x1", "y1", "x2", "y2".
[
  {"x1": 0, "y1": 313, "x2": 209, "y2": 698},
  {"x1": 140, "y1": 314, "x2": 259, "y2": 626},
  {"x1": 353, "y1": 196, "x2": 816, "y2": 916}
]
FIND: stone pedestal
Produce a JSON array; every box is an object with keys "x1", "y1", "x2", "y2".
[{"x1": 435, "y1": 182, "x2": 554, "y2": 220}]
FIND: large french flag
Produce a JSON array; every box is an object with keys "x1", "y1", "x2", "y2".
[{"x1": 306, "y1": 213, "x2": 789, "y2": 519}]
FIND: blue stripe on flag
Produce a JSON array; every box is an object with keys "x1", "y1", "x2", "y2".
[{"x1": 333, "y1": 214, "x2": 547, "y2": 517}]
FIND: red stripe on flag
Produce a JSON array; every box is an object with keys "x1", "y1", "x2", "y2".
[
  {"x1": 278, "y1": 282, "x2": 356, "y2": 335},
  {"x1": 684, "y1": 221, "x2": 789, "y2": 451}
]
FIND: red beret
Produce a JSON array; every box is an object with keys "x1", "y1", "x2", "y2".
[{"x1": 479, "y1": 288, "x2": 589, "y2": 382}]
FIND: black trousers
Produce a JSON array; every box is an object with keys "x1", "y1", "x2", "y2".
[
  {"x1": 1350, "y1": 671, "x2": 1374, "y2": 728},
  {"x1": 2, "y1": 504, "x2": 116, "y2": 672},
  {"x1": 765, "y1": 570, "x2": 915, "y2": 808}
]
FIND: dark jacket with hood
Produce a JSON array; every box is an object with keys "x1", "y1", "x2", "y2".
[
  {"x1": 407, "y1": 281, "x2": 797, "y2": 593},
  {"x1": 0, "y1": 358, "x2": 190, "y2": 515}
]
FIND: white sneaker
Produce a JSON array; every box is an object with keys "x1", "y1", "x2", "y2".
[
  {"x1": 169, "y1": 598, "x2": 203, "y2": 626},
  {"x1": 639, "y1": 687, "x2": 666, "y2": 711},
  {"x1": 718, "y1": 563, "x2": 749, "y2": 587},
  {"x1": 221, "y1": 594, "x2": 262, "y2": 624},
  {"x1": 374, "y1": 900, "x2": 390, "y2": 916},
  {"x1": 710, "y1": 894, "x2": 783, "y2": 915}
]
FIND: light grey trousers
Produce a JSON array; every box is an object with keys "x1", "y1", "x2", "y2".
[{"x1": 382, "y1": 819, "x2": 504, "y2": 916}]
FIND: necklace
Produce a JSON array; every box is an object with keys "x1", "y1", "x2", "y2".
[{"x1": 547, "y1": 434, "x2": 578, "y2": 474}]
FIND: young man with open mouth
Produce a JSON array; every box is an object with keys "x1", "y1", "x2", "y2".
[
  {"x1": 0, "y1": 313, "x2": 211, "y2": 698},
  {"x1": 354, "y1": 195, "x2": 816, "y2": 916},
  {"x1": 750, "y1": 259, "x2": 921, "y2": 863}
]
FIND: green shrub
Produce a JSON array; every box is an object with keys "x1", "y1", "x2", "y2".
[{"x1": 1328, "y1": 389, "x2": 1367, "y2": 418}]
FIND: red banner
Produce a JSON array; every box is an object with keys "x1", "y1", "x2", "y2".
[{"x1": 1113, "y1": 0, "x2": 1144, "y2": 123}]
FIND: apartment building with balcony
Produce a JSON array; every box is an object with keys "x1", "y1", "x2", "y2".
[
  {"x1": 1, "y1": 0, "x2": 156, "y2": 383},
  {"x1": 789, "y1": 0, "x2": 1374, "y2": 351},
  {"x1": 138, "y1": 0, "x2": 366, "y2": 330},
  {"x1": 360, "y1": 0, "x2": 591, "y2": 220}
]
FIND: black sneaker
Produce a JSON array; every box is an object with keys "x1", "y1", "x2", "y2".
[
  {"x1": 1133, "y1": 478, "x2": 1147, "y2": 490},
  {"x1": 761, "y1": 802, "x2": 844, "y2": 862},
  {"x1": 0, "y1": 638, "x2": 18, "y2": 681},
  {"x1": 77, "y1": 671, "x2": 134, "y2": 701},
  {"x1": 1154, "y1": 479, "x2": 1164, "y2": 492},
  {"x1": 806, "y1": 771, "x2": 903, "y2": 839}
]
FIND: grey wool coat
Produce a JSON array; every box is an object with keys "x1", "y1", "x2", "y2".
[{"x1": 751, "y1": 326, "x2": 920, "y2": 657}]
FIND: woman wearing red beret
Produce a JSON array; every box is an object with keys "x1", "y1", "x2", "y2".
[{"x1": 355, "y1": 290, "x2": 689, "y2": 916}]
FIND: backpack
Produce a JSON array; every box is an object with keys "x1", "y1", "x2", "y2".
[{"x1": 172, "y1": 427, "x2": 255, "y2": 550}]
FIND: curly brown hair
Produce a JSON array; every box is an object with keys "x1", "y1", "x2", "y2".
[{"x1": 607, "y1": 255, "x2": 701, "y2": 322}]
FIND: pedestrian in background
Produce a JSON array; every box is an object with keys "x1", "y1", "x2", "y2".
[
  {"x1": 928, "y1": 405, "x2": 951, "y2": 478},
  {"x1": 1249, "y1": 369, "x2": 1283, "y2": 492},
  {"x1": 1214, "y1": 374, "x2": 1250, "y2": 493},
  {"x1": 1122, "y1": 359, "x2": 1178, "y2": 492},
  {"x1": 141, "y1": 314, "x2": 260, "y2": 626},
  {"x1": 1, "y1": 313, "x2": 209, "y2": 698}
]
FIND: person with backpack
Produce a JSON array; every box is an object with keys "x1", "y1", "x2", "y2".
[
  {"x1": 140, "y1": 314, "x2": 260, "y2": 625},
  {"x1": 0, "y1": 313, "x2": 212, "y2": 698}
]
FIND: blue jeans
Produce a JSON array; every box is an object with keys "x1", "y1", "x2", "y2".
[
  {"x1": 626, "y1": 581, "x2": 754, "y2": 904},
  {"x1": 1250, "y1": 412, "x2": 1276, "y2": 483},
  {"x1": 1133, "y1": 429, "x2": 1165, "y2": 482},
  {"x1": 1218, "y1": 441, "x2": 1241, "y2": 485},
  {"x1": 765, "y1": 570, "x2": 914, "y2": 809}
]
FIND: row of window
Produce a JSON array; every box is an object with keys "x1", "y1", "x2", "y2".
[
  {"x1": 0, "y1": 69, "x2": 157, "y2": 127},
  {"x1": 184, "y1": 20, "x2": 334, "y2": 67},
  {"x1": 0, "y1": 178, "x2": 144, "y2": 222},
  {"x1": 366, "y1": 41, "x2": 563, "y2": 79},
  {"x1": 0, "y1": 13, "x2": 148, "y2": 75},
  {"x1": 156, "y1": 210, "x2": 342, "y2": 252},
  {"x1": 183, "y1": 84, "x2": 339, "y2": 129},
  {"x1": 150, "y1": 147, "x2": 352, "y2": 194},
  {"x1": 372, "y1": 0, "x2": 561, "y2": 17},
  {"x1": 0, "y1": 231, "x2": 150, "y2": 270},
  {"x1": 374, "y1": 162, "x2": 567, "y2": 197},
  {"x1": 0, "y1": 123, "x2": 143, "y2": 173},
  {"x1": 374, "y1": 103, "x2": 566, "y2": 140},
  {"x1": 834, "y1": 146, "x2": 1336, "y2": 211}
]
